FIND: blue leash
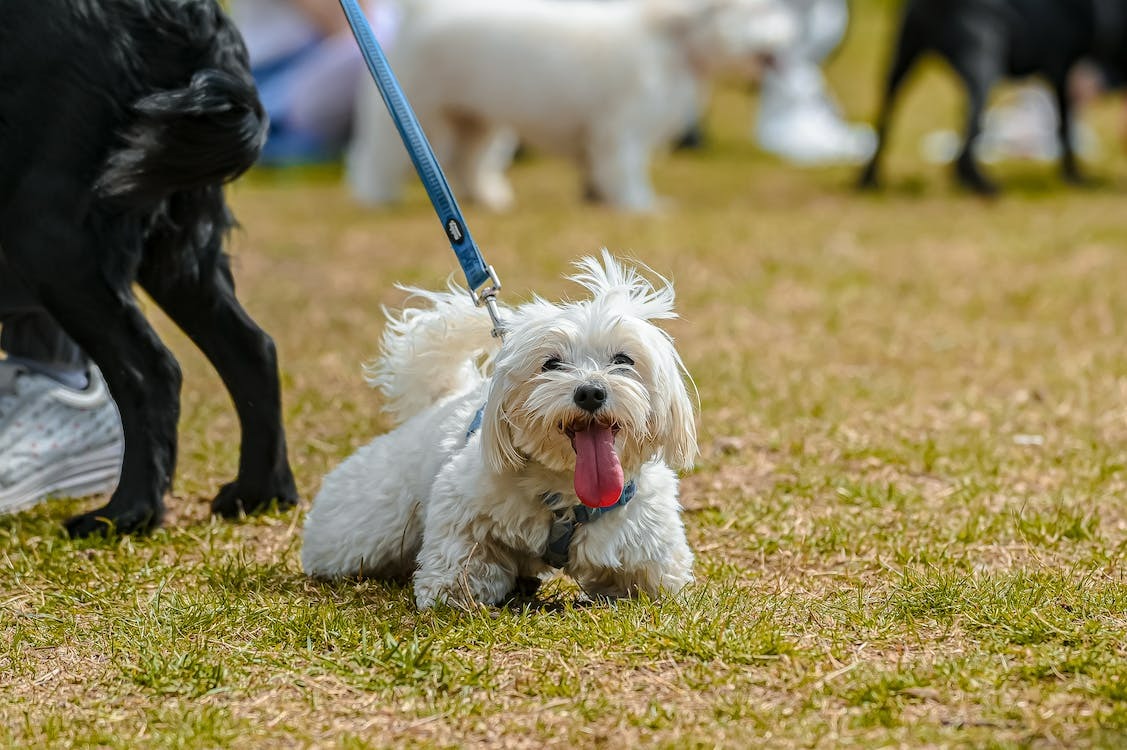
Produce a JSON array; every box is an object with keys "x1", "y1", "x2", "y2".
[{"x1": 338, "y1": 0, "x2": 505, "y2": 337}]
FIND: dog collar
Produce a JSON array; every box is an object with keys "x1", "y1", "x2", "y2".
[
  {"x1": 466, "y1": 404, "x2": 486, "y2": 440},
  {"x1": 465, "y1": 404, "x2": 635, "y2": 568},
  {"x1": 540, "y1": 481, "x2": 636, "y2": 569}
]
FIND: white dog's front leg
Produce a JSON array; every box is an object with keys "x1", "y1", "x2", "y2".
[
  {"x1": 460, "y1": 128, "x2": 518, "y2": 212},
  {"x1": 578, "y1": 541, "x2": 693, "y2": 600},
  {"x1": 586, "y1": 132, "x2": 659, "y2": 212},
  {"x1": 413, "y1": 524, "x2": 517, "y2": 610},
  {"x1": 346, "y1": 83, "x2": 414, "y2": 205},
  {"x1": 571, "y1": 499, "x2": 695, "y2": 600}
]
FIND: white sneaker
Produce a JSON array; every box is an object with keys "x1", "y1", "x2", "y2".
[
  {"x1": 757, "y1": 104, "x2": 877, "y2": 165},
  {"x1": 0, "y1": 362, "x2": 124, "y2": 515},
  {"x1": 756, "y1": 68, "x2": 877, "y2": 166}
]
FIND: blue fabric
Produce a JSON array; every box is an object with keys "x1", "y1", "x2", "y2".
[
  {"x1": 252, "y1": 40, "x2": 337, "y2": 166},
  {"x1": 466, "y1": 405, "x2": 485, "y2": 441}
]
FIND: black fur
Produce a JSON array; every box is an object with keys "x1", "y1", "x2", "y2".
[
  {"x1": 0, "y1": 0, "x2": 298, "y2": 536},
  {"x1": 858, "y1": 0, "x2": 1127, "y2": 194}
]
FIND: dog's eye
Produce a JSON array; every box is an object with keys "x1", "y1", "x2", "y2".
[
  {"x1": 542, "y1": 357, "x2": 564, "y2": 372},
  {"x1": 611, "y1": 353, "x2": 634, "y2": 367}
]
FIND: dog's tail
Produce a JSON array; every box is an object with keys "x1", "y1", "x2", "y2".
[
  {"x1": 366, "y1": 284, "x2": 503, "y2": 424},
  {"x1": 95, "y1": 9, "x2": 266, "y2": 207}
]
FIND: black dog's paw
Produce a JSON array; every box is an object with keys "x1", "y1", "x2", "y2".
[
  {"x1": 211, "y1": 475, "x2": 299, "y2": 519},
  {"x1": 957, "y1": 172, "x2": 1001, "y2": 197},
  {"x1": 969, "y1": 180, "x2": 1001, "y2": 198},
  {"x1": 955, "y1": 160, "x2": 1001, "y2": 197},
  {"x1": 856, "y1": 164, "x2": 881, "y2": 191},
  {"x1": 64, "y1": 504, "x2": 160, "y2": 538},
  {"x1": 1062, "y1": 169, "x2": 1096, "y2": 189}
]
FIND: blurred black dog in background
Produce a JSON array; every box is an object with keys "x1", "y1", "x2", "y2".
[
  {"x1": 0, "y1": 0, "x2": 297, "y2": 535},
  {"x1": 859, "y1": 0, "x2": 1127, "y2": 194}
]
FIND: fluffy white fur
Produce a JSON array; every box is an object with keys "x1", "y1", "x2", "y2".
[
  {"x1": 347, "y1": 0, "x2": 796, "y2": 212},
  {"x1": 302, "y1": 253, "x2": 699, "y2": 609}
]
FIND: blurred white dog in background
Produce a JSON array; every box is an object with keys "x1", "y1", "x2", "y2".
[
  {"x1": 347, "y1": 0, "x2": 797, "y2": 212},
  {"x1": 302, "y1": 253, "x2": 698, "y2": 609}
]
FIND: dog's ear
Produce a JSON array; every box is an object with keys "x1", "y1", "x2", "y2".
[
  {"x1": 481, "y1": 370, "x2": 523, "y2": 473},
  {"x1": 649, "y1": 335, "x2": 699, "y2": 471}
]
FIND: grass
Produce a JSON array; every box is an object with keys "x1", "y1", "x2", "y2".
[{"x1": 4, "y1": 2, "x2": 1127, "y2": 746}]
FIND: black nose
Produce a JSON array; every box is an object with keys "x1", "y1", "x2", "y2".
[{"x1": 573, "y1": 383, "x2": 607, "y2": 413}]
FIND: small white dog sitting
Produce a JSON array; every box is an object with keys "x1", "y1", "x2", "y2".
[
  {"x1": 347, "y1": 0, "x2": 796, "y2": 212},
  {"x1": 302, "y1": 253, "x2": 698, "y2": 608}
]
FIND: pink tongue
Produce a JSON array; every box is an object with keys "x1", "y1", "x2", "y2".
[{"x1": 572, "y1": 424, "x2": 624, "y2": 508}]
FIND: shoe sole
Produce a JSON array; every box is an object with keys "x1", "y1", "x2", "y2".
[{"x1": 0, "y1": 443, "x2": 123, "y2": 516}]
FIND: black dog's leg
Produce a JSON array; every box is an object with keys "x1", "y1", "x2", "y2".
[
  {"x1": 858, "y1": 20, "x2": 926, "y2": 190},
  {"x1": 1054, "y1": 77, "x2": 1085, "y2": 185},
  {"x1": 1, "y1": 203, "x2": 180, "y2": 537},
  {"x1": 949, "y1": 51, "x2": 1002, "y2": 196},
  {"x1": 139, "y1": 252, "x2": 297, "y2": 519},
  {"x1": 64, "y1": 317, "x2": 180, "y2": 537}
]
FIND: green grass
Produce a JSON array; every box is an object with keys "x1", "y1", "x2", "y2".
[{"x1": 5, "y1": 2, "x2": 1127, "y2": 746}]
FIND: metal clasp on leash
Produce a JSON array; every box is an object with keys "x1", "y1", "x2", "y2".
[{"x1": 473, "y1": 266, "x2": 506, "y2": 340}]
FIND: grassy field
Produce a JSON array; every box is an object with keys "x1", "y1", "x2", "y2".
[{"x1": 5, "y1": 3, "x2": 1127, "y2": 747}]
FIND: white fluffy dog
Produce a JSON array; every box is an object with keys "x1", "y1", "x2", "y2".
[
  {"x1": 302, "y1": 253, "x2": 698, "y2": 609},
  {"x1": 347, "y1": 0, "x2": 797, "y2": 212}
]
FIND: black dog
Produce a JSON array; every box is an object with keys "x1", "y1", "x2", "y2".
[
  {"x1": 859, "y1": 0, "x2": 1127, "y2": 194},
  {"x1": 0, "y1": 0, "x2": 298, "y2": 536}
]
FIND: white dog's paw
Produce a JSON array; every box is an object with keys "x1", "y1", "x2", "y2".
[
  {"x1": 605, "y1": 194, "x2": 676, "y2": 215},
  {"x1": 347, "y1": 172, "x2": 403, "y2": 207},
  {"x1": 590, "y1": 572, "x2": 693, "y2": 600},
  {"x1": 348, "y1": 180, "x2": 403, "y2": 207},
  {"x1": 589, "y1": 177, "x2": 663, "y2": 213},
  {"x1": 414, "y1": 560, "x2": 516, "y2": 611},
  {"x1": 414, "y1": 577, "x2": 459, "y2": 610},
  {"x1": 414, "y1": 586, "x2": 442, "y2": 611},
  {"x1": 647, "y1": 195, "x2": 678, "y2": 215},
  {"x1": 474, "y1": 174, "x2": 516, "y2": 213},
  {"x1": 413, "y1": 580, "x2": 504, "y2": 611},
  {"x1": 345, "y1": 148, "x2": 405, "y2": 206}
]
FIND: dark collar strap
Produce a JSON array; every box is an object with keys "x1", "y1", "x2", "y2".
[{"x1": 541, "y1": 480, "x2": 637, "y2": 569}]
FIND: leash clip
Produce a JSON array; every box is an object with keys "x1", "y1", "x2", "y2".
[{"x1": 472, "y1": 265, "x2": 505, "y2": 340}]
